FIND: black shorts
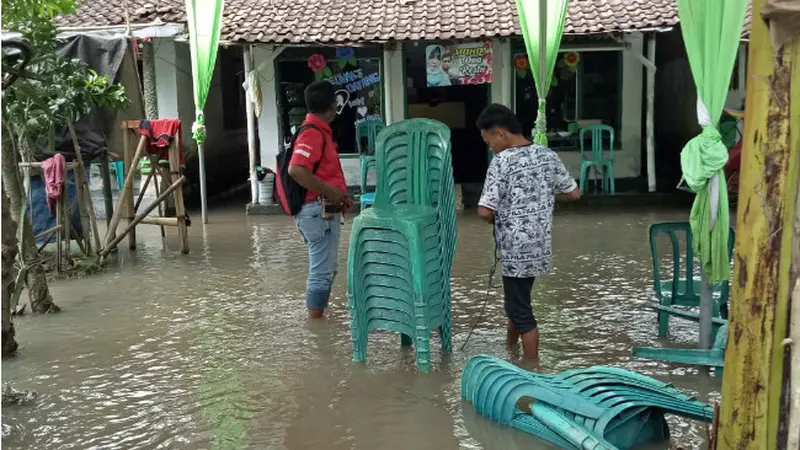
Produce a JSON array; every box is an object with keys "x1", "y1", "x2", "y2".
[{"x1": 502, "y1": 276, "x2": 537, "y2": 334}]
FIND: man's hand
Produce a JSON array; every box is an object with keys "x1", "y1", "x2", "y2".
[
  {"x1": 477, "y1": 205, "x2": 495, "y2": 224},
  {"x1": 325, "y1": 189, "x2": 349, "y2": 207},
  {"x1": 556, "y1": 187, "x2": 581, "y2": 202}
]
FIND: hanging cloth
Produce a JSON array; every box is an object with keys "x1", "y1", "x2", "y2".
[
  {"x1": 515, "y1": 0, "x2": 570, "y2": 146},
  {"x1": 677, "y1": 0, "x2": 748, "y2": 283},
  {"x1": 42, "y1": 153, "x2": 66, "y2": 215}
]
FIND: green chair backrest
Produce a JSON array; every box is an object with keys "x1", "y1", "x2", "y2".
[
  {"x1": 718, "y1": 115, "x2": 741, "y2": 150},
  {"x1": 374, "y1": 118, "x2": 452, "y2": 208},
  {"x1": 356, "y1": 120, "x2": 385, "y2": 156},
  {"x1": 579, "y1": 124, "x2": 615, "y2": 162},
  {"x1": 649, "y1": 221, "x2": 735, "y2": 300}
]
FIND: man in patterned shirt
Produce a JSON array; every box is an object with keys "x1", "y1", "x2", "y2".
[{"x1": 476, "y1": 104, "x2": 581, "y2": 359}]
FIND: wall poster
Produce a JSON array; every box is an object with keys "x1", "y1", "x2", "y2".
[{"x1": 425, "y1": 41, "x2": 493, "y2": 87}]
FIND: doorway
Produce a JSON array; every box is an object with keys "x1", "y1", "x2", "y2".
[{"x1": 404, "y1": 48, "x2": 490, "y2": 184}]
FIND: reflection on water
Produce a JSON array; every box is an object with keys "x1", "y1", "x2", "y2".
[{"x1": 2, "y1": 206, "x2": 720, "y2": 449}]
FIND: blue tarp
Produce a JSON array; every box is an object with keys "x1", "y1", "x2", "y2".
[{"x1": 28, "y1": 169, "x2": 87, "y2": 246}]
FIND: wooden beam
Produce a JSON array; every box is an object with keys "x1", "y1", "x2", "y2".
[
  {"x1": 103, "y1": 135, "x2": 148, "y2": 247},
  {"x1": 100, "y1": 176, "x2": 186, "y2": 259},
  {"x1": 139, "y1": 216, "x2": 179, "y2": 226},
  {"x1": 717, "y1": 0, "x2": 800, "y2": 447}
]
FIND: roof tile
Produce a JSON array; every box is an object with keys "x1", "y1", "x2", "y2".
[{"x1": 57, "y1": 0, "x2": 751, "y2": 44}]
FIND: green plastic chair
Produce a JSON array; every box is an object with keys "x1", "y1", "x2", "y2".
[
  {"x1": 461, "y1": 355, "x2": 714, "y2": 449},
  {"x1": 356, "y1": 120, "x2": 385, "y2": 205},
  {"x1": 578, "y1": 124, "x2": 615, "y2": 195},
  {"x1": 348, "y1": 119, "x2": 456, "y2": 372},
  {"x1": 649, "y1": 222, "x2": 735, "y2": 337}
]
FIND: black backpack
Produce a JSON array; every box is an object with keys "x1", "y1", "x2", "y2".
[{"x1": 275, "y1": 124, "x2": 327, "y2": 216}]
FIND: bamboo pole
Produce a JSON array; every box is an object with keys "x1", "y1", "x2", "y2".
[
  {"x1": 62, "y1": 192, "x2": 70, "y2": 262},
  {"x1": 67, "y1": 123, "x2": 101, "y2": 255},
  {"x1": 55, "y1": 195, "x2": 62, "y2": 275},
  {"x1": 100, "y1": 176, "x2": 186, "y2": 259},
  {"x1": 139, "y1": 216, "x2": 179, "y2": 226},
  {"x1": 123, "y1": 130, "x2": 136, "y2": 250},
  {"x1": 103, "y1": 134, "x2": 148, "y2": 248},
  {"x1": 168, "y1": 140, "x2": 189, "y2": 254},
  {"x1": 717, "y1": 0, "x2": 800, "y2": 447}
]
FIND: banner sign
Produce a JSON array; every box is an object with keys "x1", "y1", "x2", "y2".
[{"x1": 426, "y1": 41, "x2": 493, "y2": 87}]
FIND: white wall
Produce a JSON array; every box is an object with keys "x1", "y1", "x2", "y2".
[
  {"x1": 154, "y1": 38, "x2": 195, "y2": 151},
  {"x1": 490, "y1": 38, "x2": 513, "y2": 107},
  {"x1": 252, "y1": 45, "x2": 282, "y2": 173},
  {"x1": 555, "y1": 33, "x2": 644, "y2": 180}
]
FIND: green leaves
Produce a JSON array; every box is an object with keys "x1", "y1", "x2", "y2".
[{"x1": 2, "y1": 0, "x2": 129, "y2": 152}]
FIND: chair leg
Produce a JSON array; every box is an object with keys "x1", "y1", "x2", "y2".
[
  {"x1": 350, "y1": 296, "x2": 368, "y2": 362},
  {"x1": 579, "y1": 164, "x2": 589, "y2": 194},
  {"x1": 658, "y1": 307, "x2": 669, "y2": 338},
  {"x1": 440, "y1": 302, "x2": 452, "y2": 352},
  {"x1": 414, "y1": 329, "x2": 431, "y2": 372},
  {"x1": 607, "y1": 163, "x2": 616, "y2": 194}
]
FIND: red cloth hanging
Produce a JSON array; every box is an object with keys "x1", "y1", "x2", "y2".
[
  {"x1": 138, "y1": 119, "x2": 184, "y2": 164},
  {"x1": 42, "y1": 153, "x2": 66, "y2": 215}
]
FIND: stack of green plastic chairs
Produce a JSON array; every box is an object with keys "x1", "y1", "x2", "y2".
[
  {"x1": 461, "y1": 355, "x2": 714, "y2": 449},
  {"x1": 347, "y1": 119, "x2": 457, "y2": 372}
]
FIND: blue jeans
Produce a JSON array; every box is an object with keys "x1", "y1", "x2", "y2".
[{"x1": 295, "y1": 201, "x2": 342, "y2": 310}]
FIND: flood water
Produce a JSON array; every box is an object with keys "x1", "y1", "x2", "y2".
[{"x1": 2, "y1": 206, "x2": 721, "y2": 449}]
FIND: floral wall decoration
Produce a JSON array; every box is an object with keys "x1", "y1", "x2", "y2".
[
  {"x1": 335, "y1": 47, "x2": 358, "y2": 69},
  {"x1": 308, "y1": 53, "x2": 332, "y2": 80}
]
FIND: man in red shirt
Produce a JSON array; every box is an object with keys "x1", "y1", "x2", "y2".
[{"x1": 288, "y1": 81, "x2": 353, "y2": 319}]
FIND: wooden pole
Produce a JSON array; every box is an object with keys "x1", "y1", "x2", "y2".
[
  {"x1": 55, "y1": 195, "x2": 62, "y2": 275},
  {"x1": 243, "y1": 45, "x2": 259, "y2": 206},
  {"x1": 99, "y1": 159, "x2": 114, "y2": 224},
  {"x1": 100, "y1": 176, "x2": 186, "y2": 259},
  {"x1": 645, "y1": 33, "x2": 657, "y2": 193},
  {"x1": 123, "y1": 130, "x2": 137, "y2": 250},
  {"x1": 104, "y1": 134, "x2": 148, "y2": 248},
  {"x1": 139, "y1": 216, "x2": 179, "y2": 226},
  {"x1": 62, "y1": 190, "x2": 71, "y2": 262},
  {"x1": 717, "y1": 0, "x2": 800, "y2": 447},
  {"x1": 168, "y1": 140, "x2": 190, "y2": 254},
  {"x1": 67, "y1": 123, "x2": 101, "y2": 255}
]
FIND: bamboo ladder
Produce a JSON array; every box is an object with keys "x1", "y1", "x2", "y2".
[{"x1": 101, "y1": 120, "x2": 189, "y2": 260}]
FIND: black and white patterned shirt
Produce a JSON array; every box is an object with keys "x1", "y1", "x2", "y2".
[{"x1": 478, "y1": 144, "x2": 577, "y2": 278}]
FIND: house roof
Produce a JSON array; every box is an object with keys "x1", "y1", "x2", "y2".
[{"x1": 57, "y1": 0, "x2": 683, "y2": 44}]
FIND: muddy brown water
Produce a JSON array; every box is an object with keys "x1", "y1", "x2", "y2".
[{"x1": 2, "y1": 206, "x2": 721, "y2": 449}]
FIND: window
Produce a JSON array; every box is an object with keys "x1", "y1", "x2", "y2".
[
  {"x1": 276, "y1": 47, "x2": 383, "y2": 154},
  {"x1": 513, "y1": 49, "x2": 622, "y2": 151}
]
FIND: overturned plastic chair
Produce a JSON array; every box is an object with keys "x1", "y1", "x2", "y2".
[
  {"x1": 461, "y1": 355, "x2": 714, "y2": 450},
  {"x1": 348, "y1": 119, "x2": 456, "y2": 372},
  {"x1": 649, "y1": 221, "x2": 735, "y2": 338}
]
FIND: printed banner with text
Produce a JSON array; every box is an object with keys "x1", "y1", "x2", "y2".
[{"x1": 426, "y1": 41, "x2": 493, "y2": 87}]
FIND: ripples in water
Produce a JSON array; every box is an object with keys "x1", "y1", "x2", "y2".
[{"x1": 2, "y1": 207, "x2": 718, "y2": 449}]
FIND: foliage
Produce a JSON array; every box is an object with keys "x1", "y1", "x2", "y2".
[{"x1": 1, "y1": 0, "x2": 129, "y2": 149}]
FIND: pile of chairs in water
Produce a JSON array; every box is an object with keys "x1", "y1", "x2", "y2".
[
  {"x1": 461, "y1": 355, "x2": 714, "y2": 450},
  {"x1": 347, "y1": 119, "x2": 457, "y2": 372}
]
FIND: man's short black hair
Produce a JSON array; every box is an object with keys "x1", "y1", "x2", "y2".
[
  {"x1": 305, "y1": 81, "x2": 336, "y2": 114},
  {"x1": 476, "y1": 103, "x2": 523, "y2": 135}
]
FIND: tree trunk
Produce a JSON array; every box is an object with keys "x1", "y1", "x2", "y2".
[
  {"x1": 716, "y1": 1, "x2": 800, "y2": 448},
  {"x1": 2, "y1": 186, "x2": 19, "y2": 358},
  {"x1": 141, "y1": 40, "x2": 159, "y2": 120},
  {"x1": 0, "y1": 144, "x2": 60, "y2": 314}
]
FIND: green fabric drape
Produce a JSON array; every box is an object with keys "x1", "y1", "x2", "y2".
[
  {"x1": 515, "y1": 0, "x2": 569, "y2": 146},
  {"x1": 185, "y1": 0, "x2": 225, "y2": 144},
  {"x1": 677, "y1": 0, "x2": 747, "y2": 283}
]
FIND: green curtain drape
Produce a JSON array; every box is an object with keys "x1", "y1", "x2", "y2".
[
  {"x1": 185, "y1": 0, "x2": 224, "y2": 144},
  {"x1": 515, "y1": 0, "x2": 569, "y2": 146},
  {"x1": 677, "y1": 0, "x2": 748, "y2": 283}
]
